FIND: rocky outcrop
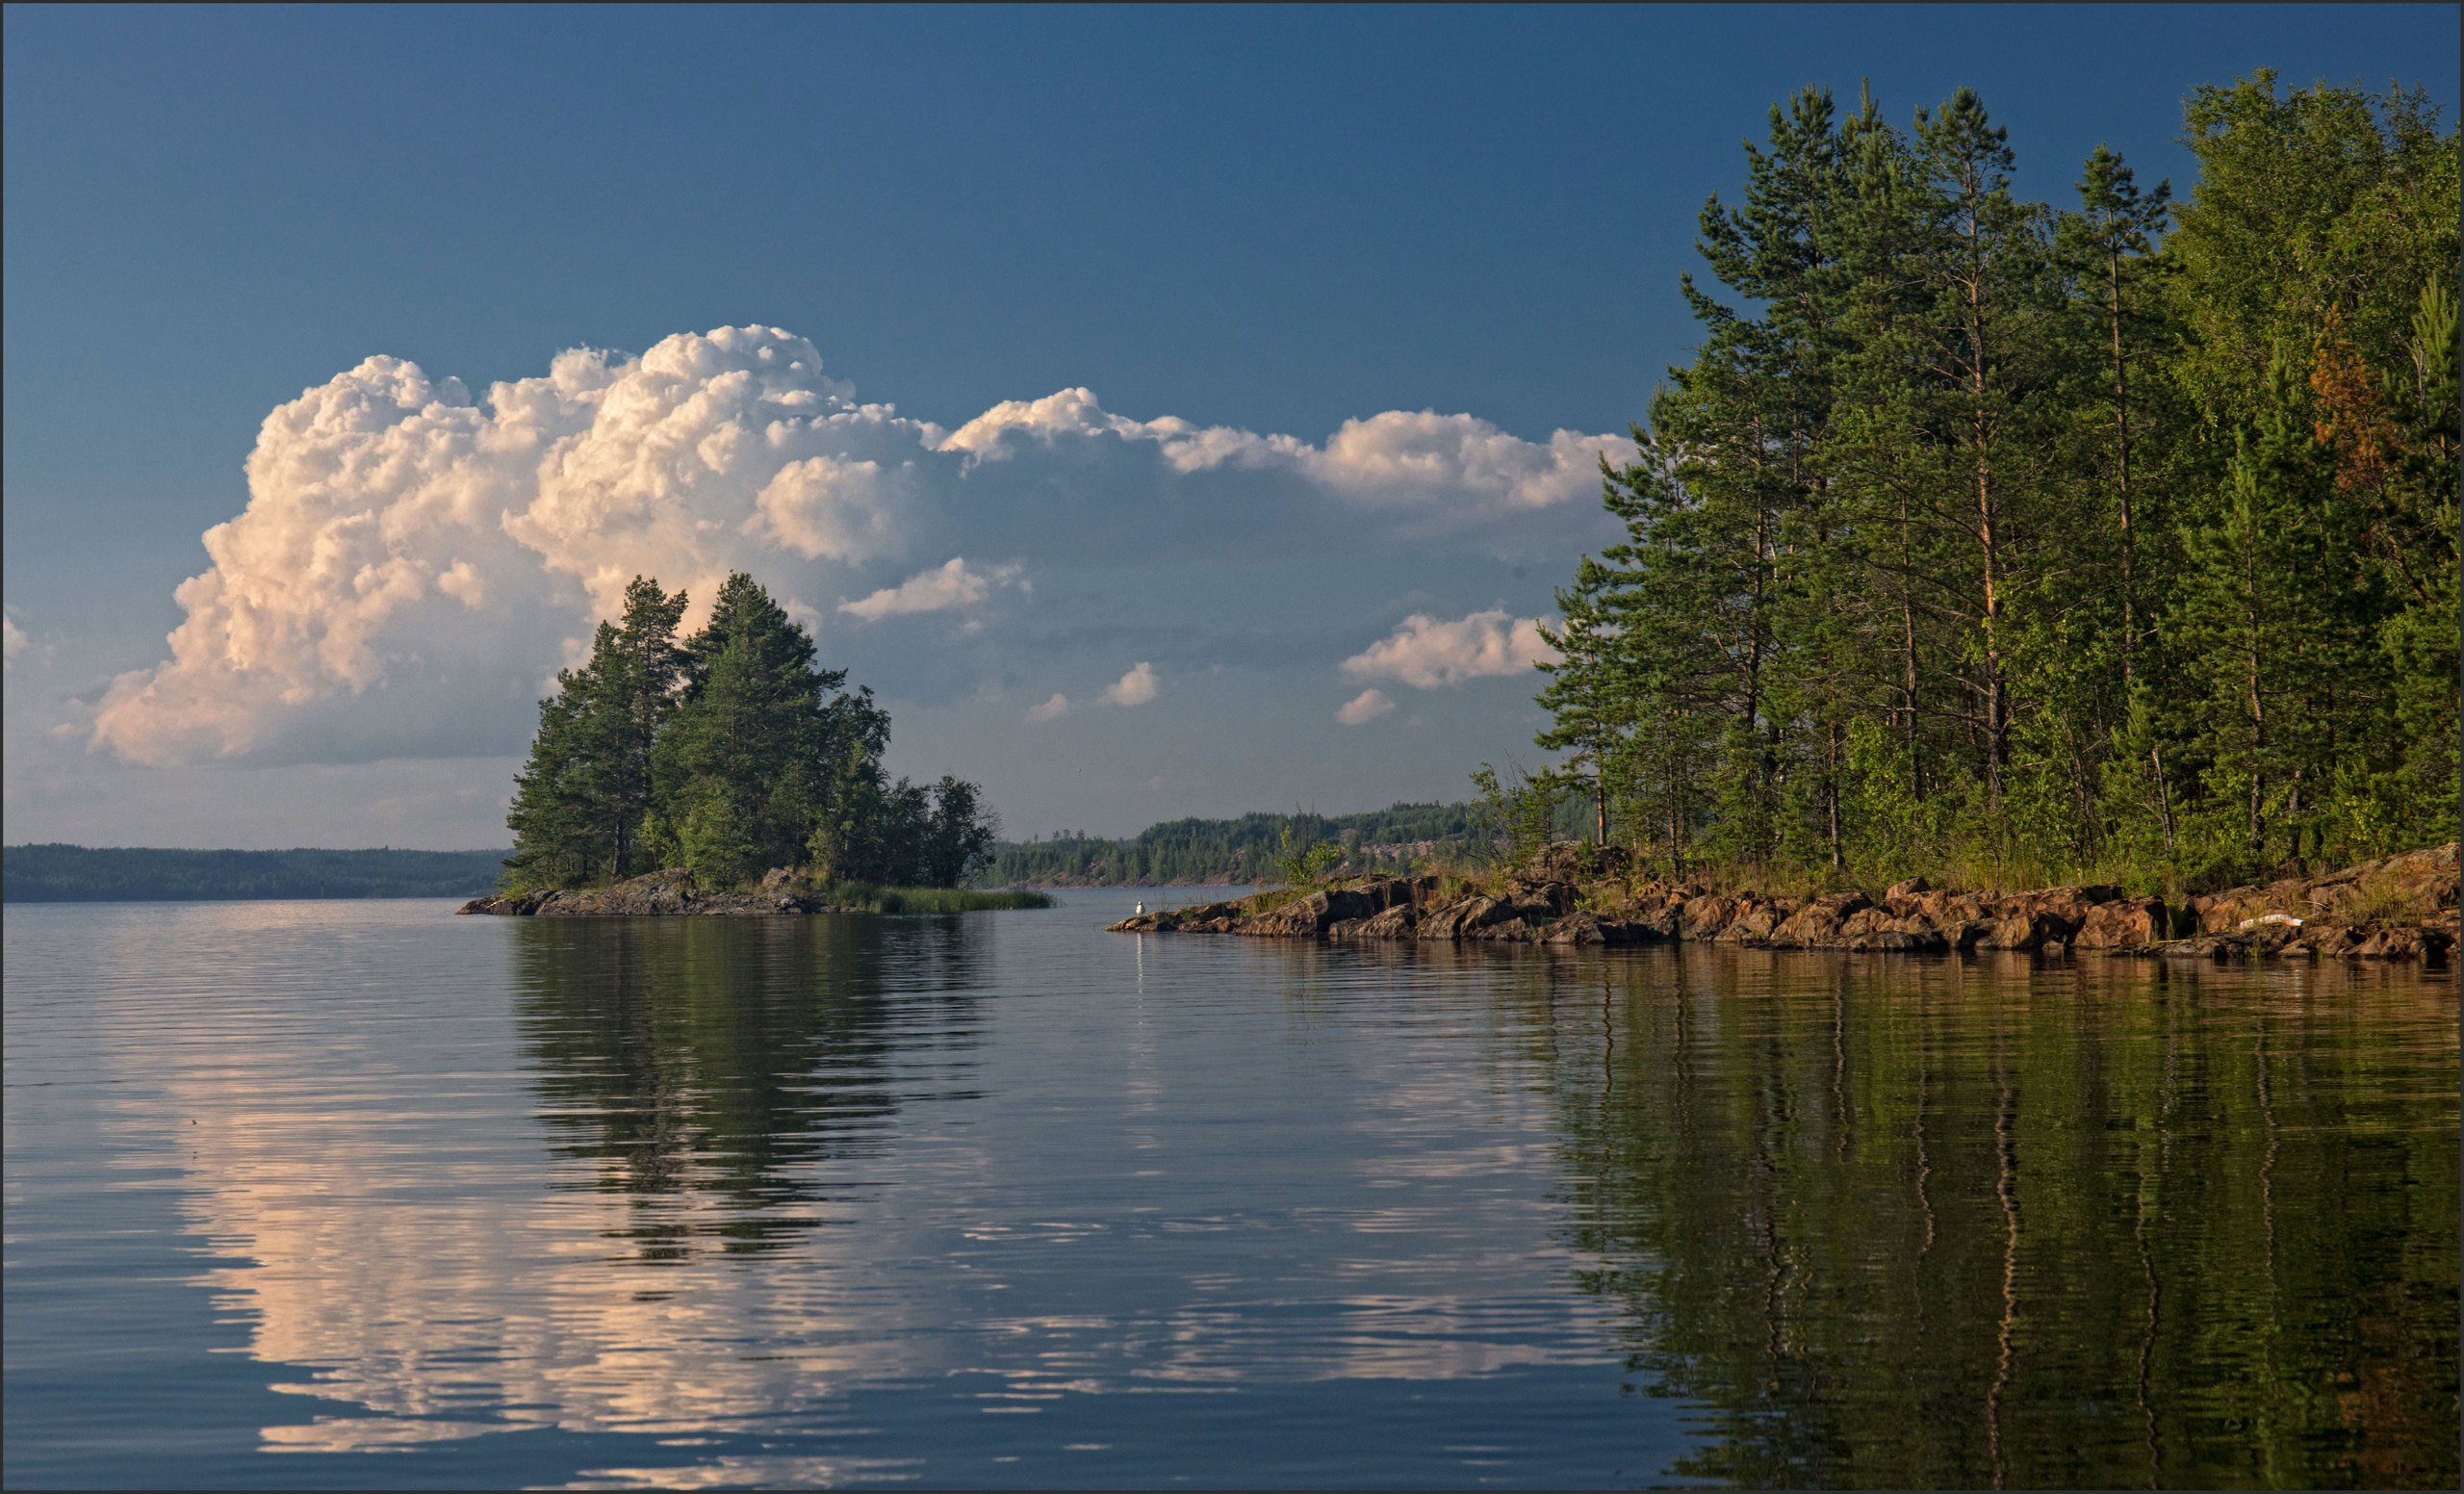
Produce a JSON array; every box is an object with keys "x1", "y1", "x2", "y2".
[
  {"x1": 459, "y1": 867, "x2": 863, "y2": 917},
  {"x1": 1104, "y1": 841, "x2": 2458, "y2": 964}
]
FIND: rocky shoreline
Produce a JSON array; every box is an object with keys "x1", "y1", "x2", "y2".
[
  {"x1": 459, "y1": 867, "x2": 866, "y2": 917},
  {"x1": 1107, "y1": 842, "x2": 2459, "y2": 964}
]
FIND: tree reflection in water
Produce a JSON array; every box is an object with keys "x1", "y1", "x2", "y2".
[
  {"x1": 512, "y1": 914, "x2": 989, "y2": 1262},
  {"x1": 1521, "y1": 949, "x2": 2459, "y2": 1489}
]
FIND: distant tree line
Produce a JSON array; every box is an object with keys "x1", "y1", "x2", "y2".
[
  {"x1": 506, "y1": 573, "x2": 997, "y2": 891},
  {"x1": 1536, "y1": 72, "x2": 2458, "y2": 890},
  {"x1": 2, "y1": 845, "x2": 509, "y2": 902},
  {"x1": 988, "y1": 801, "x2": 1503, "y2": 885}
]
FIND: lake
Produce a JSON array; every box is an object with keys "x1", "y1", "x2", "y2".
[{"x1": 4, "y1": 893, "x2": 2455, "y2": 1488}]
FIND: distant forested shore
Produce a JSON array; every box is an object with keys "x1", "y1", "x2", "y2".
[
  {"x1": 2, "y1": 845, "x2": 509, "y2": 902},
  {"x1": 988, "y1": 802, "x2": 1514, "y2": 886}
]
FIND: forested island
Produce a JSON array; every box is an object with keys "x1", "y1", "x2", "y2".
[
  {"x1": 1519, "y1": 71, "x2": 2456, "y2": 895},
  {"x1": 479, "y1": 571, "x2": 1024, "y2": 914}
]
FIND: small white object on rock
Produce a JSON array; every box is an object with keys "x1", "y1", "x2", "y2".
[
  {"x1": 1135, "y1": 901, "x2": 1147, "y2": 915},
  {"x1": 2240, "y1": 913, "x2": 2305, "y2": 930}
]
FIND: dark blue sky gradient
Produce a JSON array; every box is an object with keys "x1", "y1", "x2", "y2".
[
  {"x1": 3, "y1": 5, "x2": 2453, "y2": 843},
  {"x1": 8, "y1": 6, "x2": 2455, "y2": 588}
]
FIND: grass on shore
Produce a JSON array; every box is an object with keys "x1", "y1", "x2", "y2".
[{"x1": 827, "y1": 884, "x2": 1054, "y2": 914}]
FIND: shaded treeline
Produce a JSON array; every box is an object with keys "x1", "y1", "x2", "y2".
[
  {"x1": 988, "y1": 800, "x2": 1503, "y2": 886},
  {"x1": 1, "y1": 843, "x2": 507, "y2": 901},
  {"x1": 1514, "y1": 950, "x2": 2457, "y2": 1488},
  {"x1": 1538, "y1": 72, "x2": 2458, "y2": 892},
  {"x1": 506, "y1": 573, "x2": 996, "y2": 891}
]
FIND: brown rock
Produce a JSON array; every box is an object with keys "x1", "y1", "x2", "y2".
[
  {"x1": 1769, "y1": 891, "x2": 1871, "y2": 949},
  {"x1": 1541, "y1": 913, "x2": 1604, "y2": 945},
  {"x1": 1336, "y1": 903, "x2": 1417, "y2": 940},
  {"x1": 2074, "y1": 897, "x2": 2166, "y2": 951},
  {"x1": 1681, "y1": 893, "x2": 1737, "y2": 939},
  {"x1": 1945, "y1": 918, "x2": 1994, "y2": 952},
  {"x1": 2353, "y1": 924, "x2": 2456, "y2": 962},
  {"x1": 2154, "y1": 935, "x2": 2246, "y2": 962},
  {"x1": 1976, "y1": 890, "x2": 2087, "y2": 949},
  {"x1": 1417, "y1": 895, "x2": 1495, "y2": 940},
  {"x1": 1472, "y1": 914, "x2": 1541, "y2": 942},
  {"x1": 1718, "y1": 899, "x2": 1790, "y2": 943}
]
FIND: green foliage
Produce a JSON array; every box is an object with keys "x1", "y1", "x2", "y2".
[
  {"x1": 1471, "y1": 760, "x2": 1569, "y2": 871},
  {"x1": 1270, "y1": 820, "x2": 1344, "y2": 888},
  {"x1": 504, "y1": 572, "x2": 998, "y2": 892},
  {"x1": 1531, "y1": 73, "x2": 2458, "y2": 892}
]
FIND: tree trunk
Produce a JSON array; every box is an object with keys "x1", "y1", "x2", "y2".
[{"x1": 2109, "y1": 244, "x2": 2140, "y2": 695}]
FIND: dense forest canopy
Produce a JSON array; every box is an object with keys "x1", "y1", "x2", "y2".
[
  {"x1": 505, "y1": 572, "x2": 998, "y2": 891},
  {"x1": 1533, "y1": 71, "x2": 2458, "y2": 891}
]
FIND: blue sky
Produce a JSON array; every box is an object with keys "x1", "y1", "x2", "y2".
[{"x1": 4, "y1": 4, "x2": 2455, "y2": 848}]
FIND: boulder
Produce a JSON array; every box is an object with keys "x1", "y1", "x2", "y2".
[
  {"x1": 537, "y1": 868, "x2": 699, "y2": 916},
  {"x1": 1886, "y1": 875, "x2": 1933, "y2": 900},
  {"x1": 1594, "y1": 917, "x2": 1669, "y2": 945},
  {"x1": 1239, "y1": 886, "x2": 1377, "y2": 937},
  {"x1": 1336, "y1": 876, "x2": 1419, "y2": 914},
  {"x1": 1944, "y1": 918, "x2": 1995, "y2": 952},
  {"x1": 1975, "y1": 908, "x2": 2079, "y2": 951},
  {"x1": 1470, "y1": 914, "x2": 1541, "y2": 942},
  {"x1": 1335, "y1": 903, "x2": 1418, "y2": 940},
  {"x1": 1770, "y1": 891, "x2": 1871, "y2": 948},
  {"x1": 1540, "y1": 913, "x2": 1605, "y2": 945},
  {"x1": 1417, "y1": 896, "x2": 1497, "y2": 940},
  {"x1": 1681, "y1": 893, "x2": 1737, "y2": 939},
  {"x1": 1501, "y1": 879, "x2": 1578, "y2": 917},
  {"x1": 459, "y1": 889, "x2": 549, "y2": 915},
  {"x1": 2353, "y1": 925, "x2": 2456, "y2": 963},
  {"x1": 1854, "y1": 925, "x2": 1947, "y2": 953},
  {"x1": 2153, "y1": 935, "x2": 2247, "y2": 962},
  {"x1": 1718, "y1": 899, "x2": 1790, "y2": 943},
  {"x1": 2073, "y1": 897, "x2": 2166, "y2": 951},
  {"x1": 1612, "y1": 902, "x2": 1680, "y2": 940}
]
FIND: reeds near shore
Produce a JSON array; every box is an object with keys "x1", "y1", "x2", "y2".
[{"x1": 829, "y1": 884, "x2": 1054, "y2": 914}]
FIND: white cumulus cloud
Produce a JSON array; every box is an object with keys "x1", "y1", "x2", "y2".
[
  {"x1": 1336, "y1": 687, "x2": 1396, "y2": 725},
  {"x1": 1341, "y1": 608, "x2": 1559, "y2": 689},
  {"x1": 90, "y1": 324, "x2": 1618, "y2": 768},
  {"x1": 1101, "y1": 661, "x2": 1159, "y2": 708},
  {"x1": 838, "y1": 557, "x2": 1024, "y2": 621},
  {"x1": 1025, "y1": 692, "x2": 1071, "y2": 722},
  {"x1": 941, "y1": 388, "x2": 1630, "y2": 519},
  {"x1": 2, "y1": 609, "x2": 25, "y2": 666}
]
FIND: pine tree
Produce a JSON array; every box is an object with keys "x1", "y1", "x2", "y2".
[
  {"x1": 1528, "y1": 71, "x2": 2455, "y2": 890},
  {"x1": 1535, "y1": 551, "x2": 1634, "y2": 845},
  {"x1": 506, "y1": 570, "x2": 997, "y2": 892}
]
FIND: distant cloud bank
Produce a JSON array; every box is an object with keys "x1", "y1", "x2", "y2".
[{"x1": 90, "y1": 326, "x2": 1629, "y2": 768}]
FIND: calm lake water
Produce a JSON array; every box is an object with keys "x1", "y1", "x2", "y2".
[{"x1": 4, "y1": 892, "x2": 2455, "y2": 1489}]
